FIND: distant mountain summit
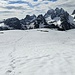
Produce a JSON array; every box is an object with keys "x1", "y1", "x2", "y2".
[
  {"x1": 20, "y1": 14, "x2": 36, "y2": 25},
  {"x1": 72, "y1": 10, "x2": 75, "y2": 15},
  {"x1": 0, "y1": 8, "x2": 75, "y2": 31},
  {"x1": 44, "y1": 8, "x2": 69, "y2": 19},
  {"x1": 4, "y1": 17, "x2": 21, "y2": 29},
  {"x1": 44, "y1": 8, "x2": 75, "y2": 30}
]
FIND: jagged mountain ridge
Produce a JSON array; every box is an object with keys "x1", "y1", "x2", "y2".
[
  {"x1": 0, "y1": 8, "x2": 75, "y2": 31},
  {"x1": 72, "y1": 10, "x2": 75, "y2": 15}
]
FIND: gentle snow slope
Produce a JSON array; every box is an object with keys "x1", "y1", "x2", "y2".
[{"x1": 0, "y1": 28, "x2": 75, "y2": 75}]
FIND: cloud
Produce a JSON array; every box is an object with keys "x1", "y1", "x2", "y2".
[
  {"x1": 1, "y1": 6, "x2": 26, "y2": 10},
  {"x1": 43, "y1": 0, "x2": 57, "y2": 2},
  {"x1": 58, "y1": 2, "x2": 75, "y2": 7},
  {"x1": 0, "y1": 11, "x2": 14, "y2": 13},
  {"x1": 33, "y1": 0, "x2": 38, "y2": 1},
  {"x1": 8, "y1": 1, "x2": 41, "y2": 8},
  {"x1": 0, "y1": 0, "x2": 75, "y2": 20}
]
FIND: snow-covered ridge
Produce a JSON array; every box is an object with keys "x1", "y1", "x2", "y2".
[
  {"x1": 0, "y1": 28, "x2": 75, "y2": 75},
  {"x1": 0, "y1": 8, "x2": 75, "y2": 31}
]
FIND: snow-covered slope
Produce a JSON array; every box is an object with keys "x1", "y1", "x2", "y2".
[
  {"x1": 0, "y1": 28, "x2": 75, "y2": 75},
  {"x1": 0, "y1": 23, "x2": 5, "y2": 27}
]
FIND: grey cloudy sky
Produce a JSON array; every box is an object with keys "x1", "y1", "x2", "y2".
[{"x1": 0, "y1": 0, "x2": 75, "y2": 20}]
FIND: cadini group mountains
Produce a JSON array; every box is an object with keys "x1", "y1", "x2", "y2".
[{"x1": 0, "y1": 8, "x2": 75, "y2": 31}]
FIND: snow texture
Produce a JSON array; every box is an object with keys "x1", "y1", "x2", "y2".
[{"x1": 0, "y1": 28, "x2": 75, "y2": 75}]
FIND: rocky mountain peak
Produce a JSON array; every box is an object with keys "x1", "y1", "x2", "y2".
[{"x1": 72, "y1": 10, "x2": 75, "y2": 15}]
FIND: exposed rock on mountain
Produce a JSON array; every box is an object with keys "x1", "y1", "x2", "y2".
[
  {"x1": 0, "y1": 23, "x2": 14, "y2": 30},
  {"x1": 20, "y1": 15, "x2": 36, "y2": 25},
  {"x1": 44, "y1": 8, "x2": 75, "y2": 30},
  {"x1": 58, "y1": 13, "x2": 70, "y2": 30},
  {"x1": 1, "y1": 8, "x2": 75, "y2": 31},
  {"x1": 44, "y1": 8, "x2": 67, "y2": 19},
  {"x1": 44, "y1": 9, "x2": 55, "y2": 19},
  {"x1": 72, "y1": 10, "x2": 75, "y2": 15},
  {"x1": 4, "y1": 17, "x2": 21, "y2": 29},
  {"x1": 34, "y1": 14, "x2": 48, "y2": 28}
]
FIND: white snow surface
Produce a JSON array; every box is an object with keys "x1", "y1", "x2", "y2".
[
  {"x1": 0, "y1": 28, "x2": 75, "y2": 75},
  {"x1": 0, "y1": 23, "x2": 5, "y2": 27}
]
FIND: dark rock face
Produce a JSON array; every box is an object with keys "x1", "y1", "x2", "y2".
[
  {"x1": 58, "y1": 22, "x2": 71, "y2": 31},
  {"x1": 34, "y1": 14, "x2": 48, "y2": 28},
  {"x1": 21, "y1": 24, "x2": 27, "y2": 30},
  {"x1": 59, "y1": 13, "x2": 71, "y2": 30},
  {"x1": 44, "y1": 24, "x2": 58, "y2": 29},
  {"x1": 4, "y1": 17, "x2": 21, "y2": 29},
  {"x1": 34, "y1": 20, "x2": 39, "y2": 28},
  {"x1": 72, "y1": 10, "x2": 75, "y2": 15},
  {"x1": 25, "y1": 15, "x2": 36, "y2": 21},
  {"x1": 20, "y1": 15, "x2": 36, "y2": 25},
  {"x1": 44, "y1": 8, "x2": 69, "y2": 19},
  {"x1": 44, "y1": 8, "x2": 73, "y2": 31},
  {"x1": 74, "y1": 16, "x2": 75, "y2": 19},
  {"x1": 55, "y1": 8, "x2": 66, "y2": 17},
  {"x1": 59, "y1": 12, "x2": 75, "y2": 31},
  {"x1": 1, "y1": 8, "x2": 75, "y2": 31},
  {"x1": 37, "y1": 14, "x2": 47, "y2": 25},
  {"x1": 0, "y1": 26, "x2": 9, "y2": 30},
  {"x1": 44, "y1": 9, "x2": 56, "y2": 19}
]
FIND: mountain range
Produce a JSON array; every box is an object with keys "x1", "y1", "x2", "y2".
[{"x1": 0, "y1": 8, "x2": 75, "y2": 31}]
